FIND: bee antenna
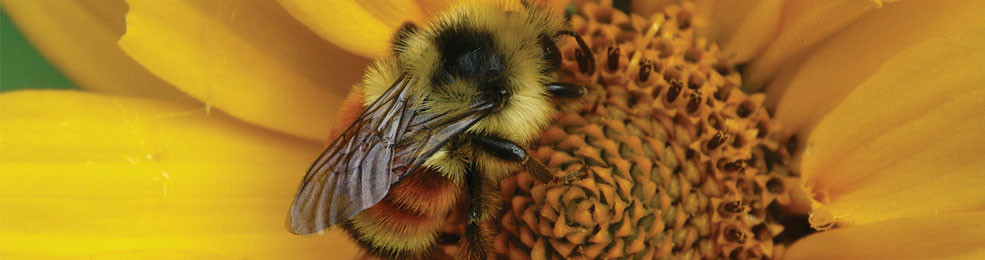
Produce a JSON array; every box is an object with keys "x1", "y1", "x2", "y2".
[{"x1": 559, "y1": 30, "x2": 596, "y2": 75}]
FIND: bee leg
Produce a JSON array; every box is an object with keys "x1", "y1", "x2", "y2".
[
  {"x1": 472, "y1": 135, "x2": 525, "y2": 162},
  {"x1": 557, "y1": 162, "x2": 589, "y2": 183},
  {"x1": 526, "y1": 157, "x2": 588, "y2": 184},
  {"x1": 472, "y1": 135, "x2": 554, "y2": 183},
  {"x1": 546, "y1": 82, "x2": 586, "y2": 99},
  {"x1": 461, "y1": 162, "x2": 490, "y2": 260},
  {"x1": 391, "y1": 21, "x2": 418, "y2": 55}
]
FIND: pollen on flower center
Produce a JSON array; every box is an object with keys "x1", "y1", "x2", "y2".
[{"x1": 491, "y1": 1, "x2": 797, "y2": 259}]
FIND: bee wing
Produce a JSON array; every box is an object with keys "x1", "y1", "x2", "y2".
[{"x1": 289, "y1": 74, "x2": 495, "y2": 235}]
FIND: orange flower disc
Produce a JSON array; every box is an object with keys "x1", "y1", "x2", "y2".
[{"x1": 492, "y1": 2, "x2": 795, "y2": 259}]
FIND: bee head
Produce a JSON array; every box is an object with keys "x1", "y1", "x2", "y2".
[{"x1": 395, "y1": 2, "x2": 566, "y2": 144}]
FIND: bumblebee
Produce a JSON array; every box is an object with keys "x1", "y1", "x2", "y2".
[{"x1": 289, "y1": 1, "x2": 594, "y2": 259}]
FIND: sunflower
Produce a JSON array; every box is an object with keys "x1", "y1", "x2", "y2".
[{"x1": 1, "y1": 0, "x2": 983, "y2": 259}]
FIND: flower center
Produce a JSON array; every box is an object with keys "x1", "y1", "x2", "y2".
[{"x1": 491, "y1": 2, "x2": 801, "y2": 259}]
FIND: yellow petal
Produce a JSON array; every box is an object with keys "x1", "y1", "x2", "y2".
[
  {"x1": 276, "y1": 0, "x2": 430, "y2": 58},
  {"x1": 1, "y1": 0, "x2": 186, "y2": 99},
  {"x1": 786, "y1": 213, "x2": 985, "y2": 260},
  {"x1": 770, "y1": 0, "x2": 985, "y2": 136},
  {"x1": 741, "y1": 0, "x2": 885, "y2": 90},
  {"x1": 695, "y1": 0, "x2": 762, "y2": 45},
  {"x1": 713, "y1": 0, "x2": 784, "y2": 63},
  {"x1": 0, "y1": 90, "x2": 358, "y2": 259},
  {"x1": 118, "y1": 0, "x2": 371, "y2": 141},
  {"x1": 799, "y1": 28, "x2": 985, "y2": 226},
  {"x1": 277, "y1": 0, "x2": 569, "y2": 58}
]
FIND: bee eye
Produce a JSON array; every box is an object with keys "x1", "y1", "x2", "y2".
[{"x1": 538, "y1": 34, "x2": 561, "y2": 72}]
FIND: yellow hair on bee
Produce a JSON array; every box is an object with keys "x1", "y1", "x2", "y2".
[
  {"x1": 361, "y1": 57, "x2": 402, "y2": 104},
  {"x1": 423, "y1": 146, "x2": 472, "y2": 183}
]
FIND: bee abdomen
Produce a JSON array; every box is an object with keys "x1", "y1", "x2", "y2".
[{"x1": 345, "y1": 170, "x2": 461, "y2": 259}]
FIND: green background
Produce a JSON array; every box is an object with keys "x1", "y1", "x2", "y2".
[{"x1": 1, "y1": 8, "x2": 77, "y2": 92}]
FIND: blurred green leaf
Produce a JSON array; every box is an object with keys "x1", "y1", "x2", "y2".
[{"x1": 2, "y1": 8, "x2": 76, "y2": 92}]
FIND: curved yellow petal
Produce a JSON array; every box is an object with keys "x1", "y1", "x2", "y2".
[
  {"x1": 118, "y1": 0, "x2": 371, "y2": 141},
  {"x1": 0, "y1": 90, "x2": 359, "y2": 259},
  {"x1": 785, "y1": 213, "x2": 985, "y2": 260},
  {"x1": 695, "y1": 0, "x2": 761, "y2": 45},
  {"x1": 714, "y1": 0, "x2": 784, "y2": 63},
  {"x1": 1, "y1": 0, "x2": 186, "y2": 99},
  {"x1": 741, "y1": 0, "x2": 885, "y2": 90},
  {"x1": 276, "y1": 0, "x2": 430, "y2": 58},
  {"x1": 276, "y1": 0, "x2": 570, "y2": 58},
  {"x1": 799, "y1": 28, "x2": 985, "y2": 226},
  {"x1": 770, "y1": 0, "x2": 985, "y2": 136}
]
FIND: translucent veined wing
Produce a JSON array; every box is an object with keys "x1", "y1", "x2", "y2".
[{"x1": 289, "y1": 74, "x2": 495, "y2": 234}]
